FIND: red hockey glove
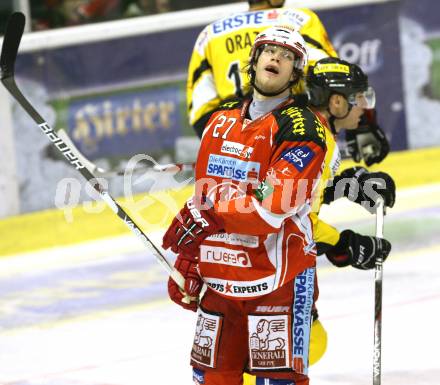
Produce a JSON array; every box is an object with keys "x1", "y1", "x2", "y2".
[
  {"x1": 345, "y1": 109, "x2": 390, "y2": 166},
  {"x1": 326, "y1": 229, "x2": 391, "y2": 270},
  {"x1": 162, "y1": 196, "x2": 225, "y2": 255},
  {"x1": 168, "y1": 253, "x2": 203, "y2": 312}
]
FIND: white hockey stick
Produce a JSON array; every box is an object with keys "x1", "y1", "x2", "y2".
[{"x1": 373, "y1": 198, "x2": 385, "y2": 385}]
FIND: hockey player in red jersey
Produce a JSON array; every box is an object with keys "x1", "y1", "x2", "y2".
[
  {"x1": 186, "y1": 3, "x2": 394, "y2": 378},
  {"x1": 162, "y1": 26, "x2": 390, "y2": 385}
]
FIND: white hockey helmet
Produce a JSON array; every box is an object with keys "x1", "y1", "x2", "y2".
[{"x1": 250, "y1": 26, "x2": 308, "y2": 71}]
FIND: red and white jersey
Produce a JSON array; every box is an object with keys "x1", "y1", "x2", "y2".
[{"x1": 194, "y1": 97, "x2": 327, "y2": 300}]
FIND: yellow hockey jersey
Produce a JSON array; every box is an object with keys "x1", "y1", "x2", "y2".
[
  {"x1": 310, "y1": 113, "x2": 341, "y2": 249},
  {"x1": 187, "y1": 7, "x2": 337, "y2": 132}
]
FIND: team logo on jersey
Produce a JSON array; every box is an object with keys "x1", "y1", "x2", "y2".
[
  {"x1": 255, "y1": 306, "x2": 290, "y2": 313},
  {"x1": 281, "y1": 9, "x2": 311, "y2": 29},
  {"x1": 191, "y1": 310, "x2": 223, "y2": 368},
  {"x1": 242, "y1": 118, "x2": 253, "y2": 130},
  {"x1": 313, "y1": 117, "x2": 326, "y2": 142},
  {"x1": 221, "y1": 140, "x2": 253, "y2": 159},
  {"x1": 281, "y1": 106, "x2": 306, "y2": 136},
  {"x1": 212, "y1": 11, "x2": 265, "y2": 34},
  {"x1": 248, "y1": 314, "x2": 291, "y2": 370},
  {"x1": 200, "y1": 246, "x2": 252, "y2": 267},
  {"x1": 254, "y1": 180, "x2": 274, "y2": 202},
  {"x1": 207, "y1": 154, "x2": 260, "y2": 182},
  {"x1": 207, "y1": 181, "x2": 247, "y2": 203},
  {"x1": 292, "y1": 267, "x2": 315, "y2": 375},
  {"x1": 267, "y1": 10, "x2": 279, "y2": 20},
  {"x1": 205, "y1": 233, "x2": 259, "y2": 248},
  {"x1": 281, "y1": 146, "x2": 315, "y2": 171},
  {"x1": 220, "y1": 100, "x2": 240, "y2": 109},
  {"x1": 205, "y1": 278, "x2": 271, "y2": 297}
]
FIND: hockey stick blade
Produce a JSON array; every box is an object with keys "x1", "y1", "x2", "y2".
[{"x1": 0, "y1": 12, "x2": 25, "y2": 80}]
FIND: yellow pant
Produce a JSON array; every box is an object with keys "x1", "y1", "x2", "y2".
[{"x1": 243, "y1": 319, "x2": 327, "y2": 384}]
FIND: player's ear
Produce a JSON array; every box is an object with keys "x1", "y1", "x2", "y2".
[
  {"x1": 329, "y1": 94, "x2": 342, "y2": 108},
  {"x1": 290, "y1": 71, "x2": 297, "y2": 82}
]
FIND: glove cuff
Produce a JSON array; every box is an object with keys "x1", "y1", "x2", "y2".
[
  {"x1": 334, "y1": 229, "x2": 354, "y2": 252},
  {"x1": 325, "y1": 230, "x2": 354, "y2": 268},
  {"x1": 175, "y1": 252, "x2": 199, "y2": 267}
]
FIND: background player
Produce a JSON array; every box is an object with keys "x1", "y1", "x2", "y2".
[
  {"x1": 305, "y1": 57, "x2": 395, "y2": 266},
  {"x1": 187, "y1": 0, "x2": 388, "y2": 164}
]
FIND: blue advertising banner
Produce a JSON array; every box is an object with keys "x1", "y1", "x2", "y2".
[
  {"x1": 66, "y1": 85, "x2": 183, "y2": 159},
  {"x1": 317, "y1": 1, "x2": 407, "y2": 152},
  {"x1": 11, "y1": 26, "x2": 203, "y2": 211}
]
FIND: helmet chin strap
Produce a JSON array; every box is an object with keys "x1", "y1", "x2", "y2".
[
  {"x1": 253, "y1": 78, "x2": 294, "y2": 97},
  {"x1": 327, "y1": 104, "x2": 352, "y2": 135}
]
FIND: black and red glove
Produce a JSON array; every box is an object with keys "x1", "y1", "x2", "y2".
[
  {"x1": 325, "y1": 229, "x2": 391, "y2": 270},
  {"x1": 323, "y1": 166, "x2": 396, "y2": 214},
  {"x1": 345, "y1": 109, "x2": 390, "y2": 166},
  {"x1": 168, "y1": 253, "x2": 203, "y2": 312},
  {"x1": 162, "y1": 196, "x2": 224, "y2": 255}
]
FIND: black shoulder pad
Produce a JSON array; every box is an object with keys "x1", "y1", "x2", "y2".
[{"x1": 273, "y1": 104, "x2": 326, "y2": 150}]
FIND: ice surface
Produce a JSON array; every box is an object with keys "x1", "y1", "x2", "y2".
[{"x1": 0, "y1": 184, "x2": 439, "y2": 385}]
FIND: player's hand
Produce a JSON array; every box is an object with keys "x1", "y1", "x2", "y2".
[
  {"x1": 162, "y1": 196, "x2": 225, "y2": 255},
  {"x1": 168, "y1": 253, "x2": 202, "y2": 312},
  {"x1": 323, "y1": 166, "x2": 395, "y2": 213},
  {"x1": 345, "y1": 109, "x2": 390, "y2": 166},
  {"x1": 326, "y1": 229, "x2": 391, "y2": 270}
]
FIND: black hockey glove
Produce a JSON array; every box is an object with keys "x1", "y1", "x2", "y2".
[
  {"x1": 323, "y1": 166, "x2": 396, "y2": 214},
  {"x1": 345, "y1": 109, "x2": 390, "y2": 166},
  {"x1": 326, "y1": 229, "x2": 391, "y2": 270}
]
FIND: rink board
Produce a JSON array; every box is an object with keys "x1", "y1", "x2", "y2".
[{"x1": 0, "y1": 146, "x2": 439, "y2": 256}]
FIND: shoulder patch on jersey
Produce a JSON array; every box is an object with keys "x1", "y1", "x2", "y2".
[
  {"x1": 218, "y1": 97, "x2": 244, "y2": 110},
  {"x1": 274, "y1": 103, "x2": 326, "y2": 149},
  {"x1": 280, "y1": 145, "x2": 315, "y2": 172}
]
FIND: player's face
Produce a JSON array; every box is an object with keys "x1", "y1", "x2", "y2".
[
  {"x1": 253, "y1": 44, "x2": 296, "y2": 95},
  {"x1": 334, "y1": 96, "x2": 365, "y2": 131},
  {"x1": 340, "y1": 106, "x2": 365, "y2": 130}
]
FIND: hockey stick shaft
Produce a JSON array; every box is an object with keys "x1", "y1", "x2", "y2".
[
  {"x1": 0, "y1": 12, "x2": 190, "y2": 296},
  {"x1": 373, "y1": 198, "x2": 384, "y2": 385}
]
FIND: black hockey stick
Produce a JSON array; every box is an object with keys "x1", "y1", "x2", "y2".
[
  {"x1": 0, "y1": 12, "x2": 191, "y2": 299},
  {"x1": 373, "y1": 198, "x2": 385, "y2": 385}
]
